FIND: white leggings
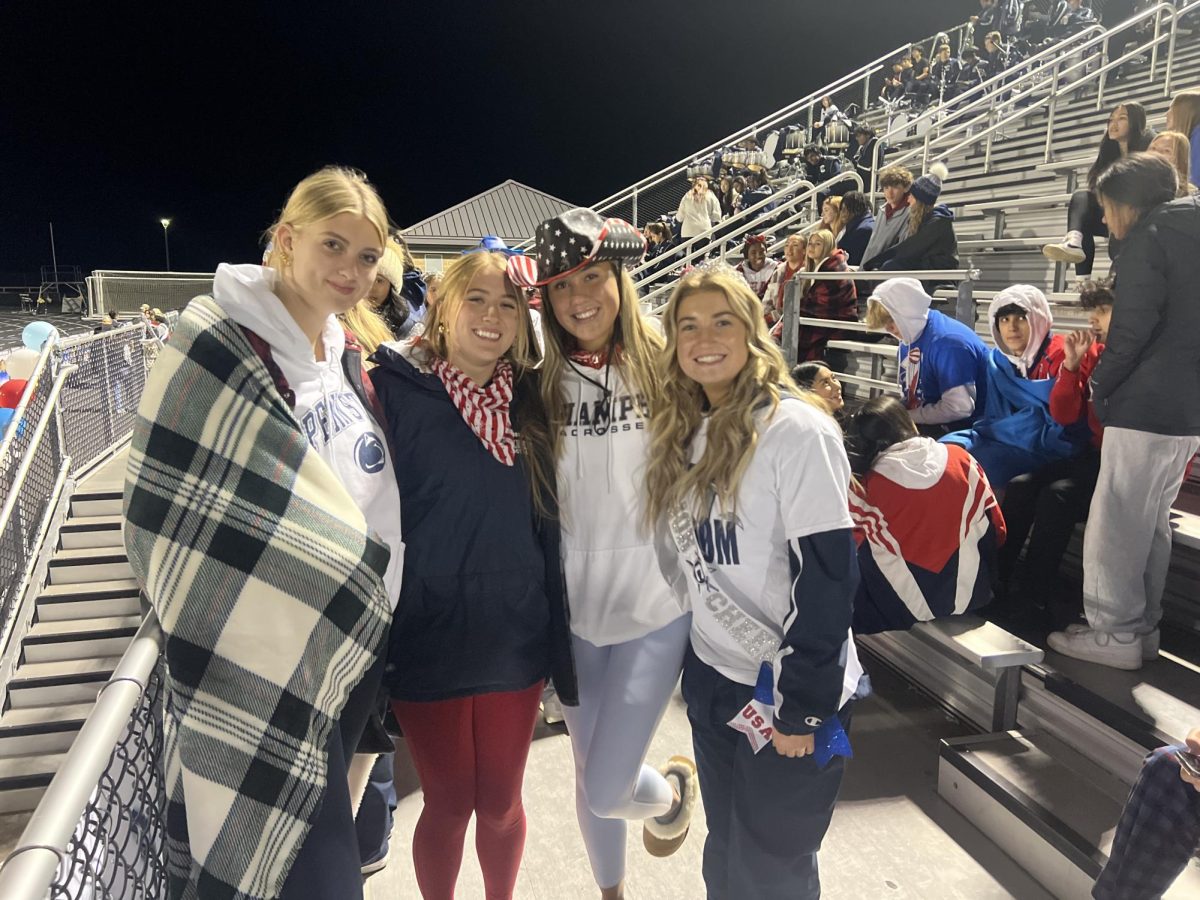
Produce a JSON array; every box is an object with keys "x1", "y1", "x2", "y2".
[{"x1": 561, "y1": 614, "x2": 692, "y2": 890}]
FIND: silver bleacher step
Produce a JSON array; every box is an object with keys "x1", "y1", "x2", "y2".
[
  {"x1": 939, "y1": 730, "x2": 1200, "y2": 899},
  {"x1": 46, "y1": 547, "x2": 134, "y2": 585},
  {"x1": 68, "y1": 490, "x2": 123, "y2": 519},
  {"x1": 21, "y1": 614, "x2": 141, "y2": 664},
  {"x1": 58, "y1": 514, "x2": 124, "y2": 550}
]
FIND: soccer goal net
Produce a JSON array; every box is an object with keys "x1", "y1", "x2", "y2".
[{"x1": 87, "y1": 270, "x2": 214, "y2": 318}]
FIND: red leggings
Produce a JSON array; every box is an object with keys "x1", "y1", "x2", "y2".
[{"x1": 391, "y1": 681, "x2": 542, "y2": 900}]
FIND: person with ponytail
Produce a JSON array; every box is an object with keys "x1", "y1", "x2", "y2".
[
  {"x1": 369, "y1": 248, "x2": 576, "y2": 899},
  {"x1": 508, "y1": 209, "x2": 695, "y2": 900},
  {"x1": 124, "y1": 167, "x2": 404, "y2": 899},
  {"x1": 862, "y1": 163, "x2": 958, "y2": 287},
  {"x1": 645, "y1": 267, "x2": 862, "y2": 900},
  {"x1": 846, "y1": 396, "x2": 1006, "y2": 635}
]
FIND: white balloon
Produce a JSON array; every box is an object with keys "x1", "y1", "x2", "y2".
[{"x1": 5, "y1": 348, "x2": 40, "y2": 381}]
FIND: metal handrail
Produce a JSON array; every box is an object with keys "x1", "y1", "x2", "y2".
[
  {"x1": 0, "y1": 363, "x2": 76, "y2": 543},
  {"x1": 0, "y1": 341, "x2": 56, "y2": 464},
  {"x1": 0, "y1": 614, "x2": 163, "y2": 899},
  {"x1": 928, "y1": 32, "x2": 1175, "y2": 173},
  {"x1": 872, "y1": 0, "x2": 1192, "y2": 191},
  {"x1": 637, "y1": 173, "x2": 865, "y2": 310},
  {"x1": 628, "y1": 179, "x2": 817, "y2": 281},
  {"x1": 863, "y1": 21, "x2": 1109, "y2": 195},
  {"x1": 584, "y1": 20, "x2": 975, "y2": 222}
]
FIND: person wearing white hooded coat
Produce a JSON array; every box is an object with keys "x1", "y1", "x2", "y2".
[
  {"x1": 863, "y1": 277, "x2": 991, "y2": 432},
  {"x1": 941, "y1": 285, "x2": 1092, "y2": 491}
]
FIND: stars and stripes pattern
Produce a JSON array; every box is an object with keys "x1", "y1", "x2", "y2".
[
  {"x1": 430, "y1": 356, "x2": 517, "y2": 466},
  {"x1": 516, "y1": 208, "x2": 648, "y2": 287}
]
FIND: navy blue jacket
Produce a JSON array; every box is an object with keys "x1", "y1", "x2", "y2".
[
  {"x1": 838, "y1": 212, "x2": 877, "y2": 267},
  {"x1": 369, "y1": 345, "x2": 577, "y2": 704}
]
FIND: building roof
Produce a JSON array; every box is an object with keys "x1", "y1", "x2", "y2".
[{"x1": 402, "y1": 180, "x2": 576, "y2": 249}]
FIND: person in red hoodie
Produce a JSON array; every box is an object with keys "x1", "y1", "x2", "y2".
[{"x1": 993, "y1": 281, "x2": 1109, "y2": 627}]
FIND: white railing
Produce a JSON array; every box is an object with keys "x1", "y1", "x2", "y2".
[{"x1": 871, "y1": 0, "x2": 1193, "y2": 192}]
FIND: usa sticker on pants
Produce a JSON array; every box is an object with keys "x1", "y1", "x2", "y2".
[
  {"x1": 728, "y1": 698, "x2": 774, "y2": 754},
  {"x1": 728, "y1": 661, "x2": 777, "y2": 753}
]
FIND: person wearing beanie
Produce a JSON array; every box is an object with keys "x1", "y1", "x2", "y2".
[
  {"x1": 365, "y1": 238, "x2": 412, "y2": 338},
  {"x1": 863, "y1": 277, "x2": 990, "y2": 433},
  {"x1": 940, "y1": 285, "x2": 1092, "y2": 491},
  {"x1": 862, "y1": 163, "x2": 958, "y2": 290}
]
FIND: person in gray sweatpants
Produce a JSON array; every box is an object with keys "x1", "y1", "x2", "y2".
[{"x1": 1048, "y1": 155, "x2": 1200, "y2": 670}]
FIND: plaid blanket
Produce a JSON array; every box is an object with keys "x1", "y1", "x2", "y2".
[{"x1": 123, "y1": 295, "x2": 392, "y2": 900}]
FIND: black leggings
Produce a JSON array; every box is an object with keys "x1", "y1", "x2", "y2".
[{"x1": 1066, "y1": 189, "x2": 1108, "y2": 276}]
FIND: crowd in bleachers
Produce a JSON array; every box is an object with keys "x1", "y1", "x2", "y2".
[{"x1": 108, "y1": 7, "x2": 1200, "y2": 900}]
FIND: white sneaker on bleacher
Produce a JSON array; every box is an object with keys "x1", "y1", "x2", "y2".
[
  {"x1": 1064, "y1": 623, "x2": 1159, "y2": 661},
  {"x1": 1042, "y1": 235, "x2": 1086, "y2": 265},
  {"x1": 1047, "y1": 626, "x2": 1142, "y2": 670}
]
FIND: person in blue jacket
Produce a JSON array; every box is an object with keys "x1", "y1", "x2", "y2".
[
  {"x1": 369, "y1": 248, "x2": 577, "y2": 899},
  {"x1": 942, "y1": 285, "x2": 1092, "y2": 490},
  {"x1": 836, "y1": 191, "x2": 876, "y2": 267},
  {"x1": 864, "y1": 277, "x2": 991, "y2": 434}
]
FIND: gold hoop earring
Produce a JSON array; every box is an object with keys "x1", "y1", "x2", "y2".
[
  {"x1": 437, "y1": 322, "x2": 448, "y2": 335},
  {"x1": 279, "y1": 251, "x2": 291, "y2": 268}
]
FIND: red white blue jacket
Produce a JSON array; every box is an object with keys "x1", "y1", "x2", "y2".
[{"x1": 849, "y1": 439, "x2": 1006, "y2": 634}]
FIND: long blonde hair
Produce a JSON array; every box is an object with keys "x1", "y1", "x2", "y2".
[
  {"x1": 416, "y1": 251, "x2": 555, "y2": 514},
  {"x1": 1150, "y1": 131, "x2": 1194, "y2": 195},
  {"x1": 339, "y1": 301, "x2": 394, "y2": 359},
  {"x1": 418, "y1": 252, "x2": 536, "y2": 370},
  {"x1": 538, "y1": 263, "x2": 664, "y2": 462},
  {"x1": 264, "y1": 167, "x2": 390, "y2": 268},
  {"x1": 798, "y1": 228, "x2": 835, "y2": 298},
  {"x1": 644, "y1": 268, "x2": 821, "y2": 526}
]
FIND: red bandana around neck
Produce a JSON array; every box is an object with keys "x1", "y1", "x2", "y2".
[
  {"x1": 567, "y1": 345, "x2": 622, "y2": 369},
  {"x1": 429, "y1": 357, "x2": 516, "y2": 466}
]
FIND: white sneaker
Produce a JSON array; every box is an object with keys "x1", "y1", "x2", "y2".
[
  {"x1": 1064, "y1": 624, "x2": 1159, "y2": 661},
  {"x1": 1047, "y1": 627, "x2": 1142, "y2": 670},
  {"x1": 1043, "y1": 238, "x2": 1086, "y2": 265}
]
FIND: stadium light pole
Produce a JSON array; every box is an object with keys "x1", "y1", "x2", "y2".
[{"x1": 160, "y1": 218, "x2": 172, "y2": 271}]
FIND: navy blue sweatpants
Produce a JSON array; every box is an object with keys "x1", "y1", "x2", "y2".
[
  {"x1": 278, "y1": 651, "x2": 384, "y2": 900},
  {"x1": 682, "y1": 647, "x2": 850, "y2": 900}
]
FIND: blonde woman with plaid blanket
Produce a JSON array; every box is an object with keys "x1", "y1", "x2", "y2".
[{"x1": 124, "y1": 167, "x2": 404, "y2": 900}]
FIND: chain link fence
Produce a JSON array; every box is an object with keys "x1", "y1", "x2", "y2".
[
  {"x1": 55, "y1": 325, "x2": 149, "y2": 476},
  {"x1": 50, "y1": 661, "x2": 167, "y2": 899},
  {"x1": 0, "y1": 345, "x2": 65, "y2": 651}
]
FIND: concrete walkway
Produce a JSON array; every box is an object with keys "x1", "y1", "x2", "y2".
[{"x1": 365, "y1": 662, "x2": 1051, "y2": 899}]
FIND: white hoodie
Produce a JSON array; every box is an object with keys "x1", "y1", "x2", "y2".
[
  {"x1": 558, "y1": 362, "x2": 685, "y2": 645},
  {"x1": 869, "y1": 277, "x2": 975, "y2": 425},
  {"x1": 872, "y1": 436, "x2": 949, "y2": 487},
  {"x1": 211, "y1": 263, "x2": 405, "y2": 608},
  {"x1": 870, "y1": 276, "x2": 931, "y2": 345},
  {"x1": 988, "y1": 284, "x2": 1053, "y2": 377}
]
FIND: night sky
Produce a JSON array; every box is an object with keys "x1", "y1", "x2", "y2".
[{"x1": 2, "y1": 0, "x2": 971, "y2": 277}]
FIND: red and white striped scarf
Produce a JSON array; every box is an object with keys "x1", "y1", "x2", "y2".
[{"x1": 429, "y1": 357, "x2": 516, "y2": 466}]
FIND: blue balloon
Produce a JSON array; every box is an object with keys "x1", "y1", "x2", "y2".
[
  {"x1": 0, "y1": 408, "x2": 14, "y2": 436},
  {"x1": 22, "y1": 321, "x2": 59, "y2": 351}
]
